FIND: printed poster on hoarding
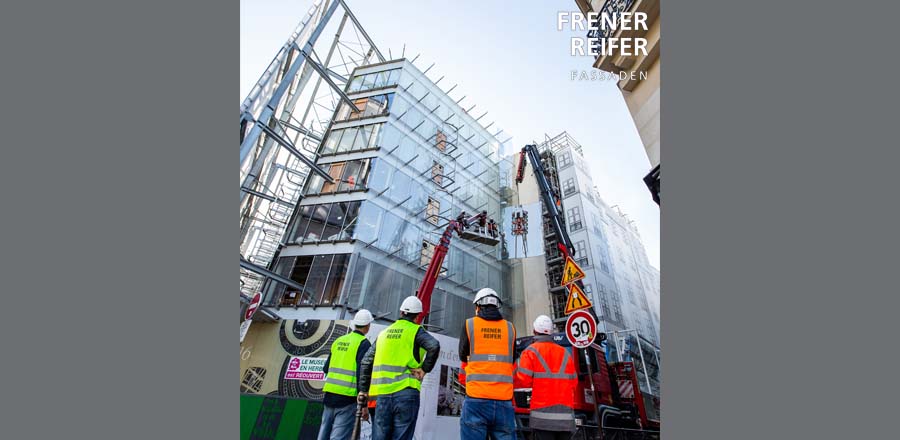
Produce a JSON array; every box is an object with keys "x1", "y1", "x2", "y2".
[{"x1": 283, "y1": 356, "x2": 326, "y2": 380}]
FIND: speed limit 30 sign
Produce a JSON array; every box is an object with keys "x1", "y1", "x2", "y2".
[{"x1": 565, "y1": 310, "x2": 597, "y2": 348}]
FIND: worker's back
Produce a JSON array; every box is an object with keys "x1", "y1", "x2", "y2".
[{"x1": 519, "y1": 340, "x2": 577, "y2": 410}]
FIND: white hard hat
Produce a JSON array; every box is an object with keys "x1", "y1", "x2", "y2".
[
  {"x1": 533, "y1": 315, "x2": 554, "y2": 335},
  {"x1": 400, "y1": 296, "x2": 423, "y2": 313},
  {"x1": 473, "y1": 288, "x2": 501, "y2": 307},
  {"x1": 351, "y1": 309, "x2": 374, "y2": 327}
]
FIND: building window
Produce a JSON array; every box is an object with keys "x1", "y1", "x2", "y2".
[
  {"x1": 563, "y1": 178, "x2": 577, "y2": 196},
  {"x1": 320, "y1": 123, "x2": 383, "y2": 156},
  {"x1": 568, "y1": 206, "x2": 583, "y2": 231},
  {"x1": 304, "y1": 158, "x2": 373, "y2": 195},
  {"x1": 288, "y1": 201, "x2": 363, "y2": 244},
  {"x1": 431, "y1": 161, "x2": 444, "y2": 186},
  {"x1": 336, "y1": 93, "x2": 394, "y2": 121},
  {"x1": 557, "y1": 151, "x2": 572, "y2": 169},
  {"x1": 436, "y1": 130, "x2": 447, "y2": 152},
  {"x1": 420, "y1": 240, "x2": 436, "y2": 267},
  {"x1": 426, "y1": 197, "x2": 440, "y2": 225},
  {"x1": 575, "y1": 241, "x2": 589, "y2": 267},
  {"x1": 272, "y1": 254, "x2": 351, "y2": 306},
  {"x1": 348, "y1": 68, "x2": 401, "y2": 93}
]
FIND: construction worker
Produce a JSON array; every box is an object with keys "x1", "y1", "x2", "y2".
[
  {"x1": 457, "y1": 211, "x2": 469, "y2": 229},
  {"x1": 358, "y1": 296, "x2": 440, "y2": 440},
  {"x1": 487, "y1": 219, "x2": 498, "y2": 238},
  {"x1": 317, "y1": 309, "x2": 375, "y2": 440},
  {"x1": 458, "y1": 288, "x2": 517, "y2": 440},
  {"x1": 514, "y1": 315, "x2": 578, "y2": 440}
]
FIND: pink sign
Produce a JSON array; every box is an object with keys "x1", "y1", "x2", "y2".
[{"x1": 283, "y1": 356, "x2": 326, "y2": 381}]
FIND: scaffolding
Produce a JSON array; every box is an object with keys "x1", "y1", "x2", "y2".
[{"x1": 239, "y1": 0, "x2": 384, "y2": 300}]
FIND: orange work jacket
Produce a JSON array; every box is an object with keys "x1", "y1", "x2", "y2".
[
  {"x1": 462, "y1": 317, "x2": 516, "y2": 400},
  {"x1": 514, "y1": 339, "x2": 578, "y2": 411}
]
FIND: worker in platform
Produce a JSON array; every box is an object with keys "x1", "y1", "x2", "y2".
[
  {"x1": 358, "y1": 296, "x2": 441, "y2": 440},
  {"x1": 317, "y1": 309, "x2": 375, "y2": 440},
  {"x1": 477, "y1": 210, "x2": 488, "y2": 234},
  {"x1": 514, "y1": 315, "x2": 578, "y2": 440},
  {"x1": 458, "y1": 288, "x2": 517, "y2": 440},
  {"x1": 457, "y1": 211, "x2": 469, "y2": 229},
  {"x1": 487, "y1": 219, "x2": 498, "y2": 238}
]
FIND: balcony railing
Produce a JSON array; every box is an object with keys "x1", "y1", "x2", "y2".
[{"x1": 586, "y1": 0, "x2": 637, "y2": 48}]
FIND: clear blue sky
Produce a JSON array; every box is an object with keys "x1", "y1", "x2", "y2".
[{"x1": 241, "y1": 0, "x2": 660, "y2": 269}]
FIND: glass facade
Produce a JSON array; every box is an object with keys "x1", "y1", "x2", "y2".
[{"x1": 264, "y1": 59, "x2": 511, "y2": 335}]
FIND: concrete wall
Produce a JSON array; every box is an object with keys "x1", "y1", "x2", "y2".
[
  {"x1": 506, "y1": 154, "x2": 553, "y2": 334},
  {"x1": 623, "y1": 56, "x2": 660, "y2": 167}
]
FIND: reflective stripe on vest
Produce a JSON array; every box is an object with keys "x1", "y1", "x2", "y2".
[
  {"x1": 522, "y1": 346, "x2": 578, "y2": 380},
  {"x1": 465, "y1": 317, "x2": 515, "y2": 400},
  {"x1": 530, "y1": 404, "x2": 576, "y2": 431},
  {"x1": 322, "y1": 331, "x2": 367, "y2": 397},
  {"x1": 369, "y1": 319, "x2": 422, "y2": 397}
]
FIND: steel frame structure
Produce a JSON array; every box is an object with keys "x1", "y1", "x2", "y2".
[{"x1": 239, "y1": 0, "x2": 385, "y2": 301}]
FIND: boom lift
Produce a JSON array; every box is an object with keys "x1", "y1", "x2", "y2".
[{"x1": 414, "y1": 211, "x2": 500, "y2": 324}]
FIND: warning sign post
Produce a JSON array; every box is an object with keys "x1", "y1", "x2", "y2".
[
  {"x1": 560, "y1": 256, "x2": 586, "y2": 285},
  {"x1": 564, "y1": 283, "x2": 593, "y2": 314}
]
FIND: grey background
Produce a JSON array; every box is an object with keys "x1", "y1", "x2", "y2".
[
  {"x1": 0, "y1": 0, "x2": 897, "y2": 439},
  {"x1": 0, "y1": 0, "x2": 235, "y2": 439}
]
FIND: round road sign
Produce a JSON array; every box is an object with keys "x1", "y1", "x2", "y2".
[
  {"x1": 245, "y1": 292, "x2": 261, "y2": 321},
  {"x1": 565, "y1": 310, "x2": 597, "y2": 348}
]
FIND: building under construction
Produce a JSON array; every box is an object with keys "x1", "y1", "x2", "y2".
[{"x1": 238, "y1": 1, "x2": 660, "y2": 437}]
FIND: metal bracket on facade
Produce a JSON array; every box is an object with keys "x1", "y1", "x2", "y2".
[
  {"x1": 240, "y1": 257, "x2": 305, "y2": 292},
  {"x1": 247, "y1": 114, "x2": 333, "y2": 182},
  {"x1": 292, "y1": 43, "x2": 355, "y2": 108}
]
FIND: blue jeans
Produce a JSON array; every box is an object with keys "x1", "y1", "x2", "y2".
[
  {"x1": 460, "y1": 397, "x2": 516, "y2": 440},
  {"x1": 372, "y1": 388, "x2": 420, "y2": 440},
  {"x1": 317, "y1": 402, "x2": 357, "y2": 440}
]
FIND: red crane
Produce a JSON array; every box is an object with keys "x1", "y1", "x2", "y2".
[{"x1": 414, "y1": 213, "x2": 498, "y2": 324}]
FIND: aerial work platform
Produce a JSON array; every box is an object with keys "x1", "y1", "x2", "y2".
[{"x1": 459, "y1": 228, "x2": 500, "y2": 246}]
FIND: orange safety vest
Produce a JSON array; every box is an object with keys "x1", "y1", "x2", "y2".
[
  {"x1": 514, "y1": 340, "x2": 578, "y2": 411},
  {"x1": 464, "y1": 317, "x2": 516, "y2": 400}
]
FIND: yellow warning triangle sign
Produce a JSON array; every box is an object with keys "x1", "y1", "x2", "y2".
[
  {"x1": 561, "y1": 256, "x2": 586, "y2": 286},
  {"x1": 564, "y1": 283, "x2": 593, "y2": 314}
]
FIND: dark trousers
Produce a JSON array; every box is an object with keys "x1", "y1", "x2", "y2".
[{"x1": 532, "y1": 429, "x2": 576, "y2": 440}]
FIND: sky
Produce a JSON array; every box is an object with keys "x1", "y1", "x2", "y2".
[{"x1": 240, "y1": 0, "x2": 660, "y2": 269}]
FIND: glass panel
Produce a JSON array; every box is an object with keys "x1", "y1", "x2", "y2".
[
  {"x1": 290, "y1": 255, "x2": 313, "y2": 283},
  {"x1": 362, "y1": 259, "x2": 395, "y2": 319},
  {"x1": 321, "y1": 164, "x2": 344, "y2": 194},
  {"x1": 353, "y1": 125, "x2": 373, "y2": 151},
  {"x1": 362, "y1": 73, "x2": 376, "y2": 90},
  {"x1": 342, "y1": 201, "x2": 361, "y2": 239},
  {"x1": 349, "y1": 75, "x2": 363, "y2": 92},
  {"x1": 302, "y1": 255, "x2": 333, "y2": 305},
  {"x1": 340, "y1": 160, "x2": 363, "y2": 191},
  {"x1": 368, "y1": 160, "x2": 390, "y2": 193},
  {"x1": 322, "y1": 130, "x2": 340, "y2": 155},
  {"x1": 337, "y1": 127, "x2": 356, "y2": 153},
  {"x1": 354, "y1": 202, "x2": 381, "y2": 243},
  {"x1": 373, "y1": 72, "x2": 386, "y2": 88},
  {"x1": 303, "y1": 171, "x2": 326, "y2": 196},
  {"x1": 322, "y1": 202, "x2": 346, "y2": 241},
  {"x1": 368, "y1": 123, "x2": 383, "y2": 148},
  {"x1": 389, "y1": 171, "x2": 412, "y2": 201},
  {"x1": 320, "y1": 254, "x2": 350, "y2": 305},
  {"x1": 378, "y1": 211, "x2": 402, "y2": 251},
  {"x1": 304, "y1": 203, "x2": 331, "y2": 241},
  {"x1": 346, "y1": 256, "x2": 369, "y2": 308},
  {"x1": 288, "y1": 205, "x2": 314, "y2": 243}
]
